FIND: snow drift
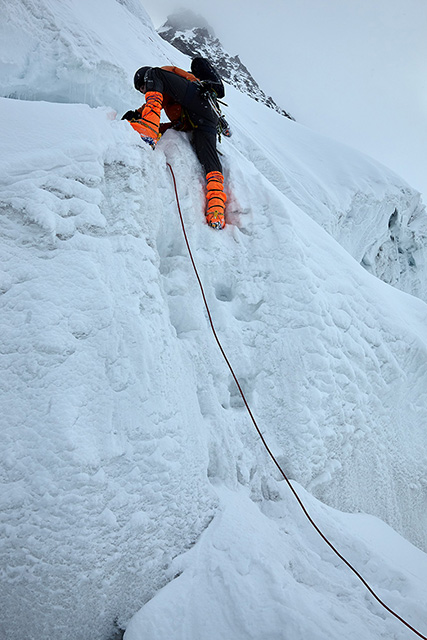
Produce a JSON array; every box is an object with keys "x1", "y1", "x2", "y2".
[{"x1": 1, "y1": 2, "x2": 427, "y2": 639}]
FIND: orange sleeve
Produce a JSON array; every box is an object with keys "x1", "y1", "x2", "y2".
[{"x1": 130, "y1": 121, "x2": 152, "y2": 136}]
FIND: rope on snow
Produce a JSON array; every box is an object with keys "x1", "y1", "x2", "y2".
[{"x1": 166, "y1": 161, "x2": 427, "y2": 640}]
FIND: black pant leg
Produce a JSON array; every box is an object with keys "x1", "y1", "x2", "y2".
[{"x1": 192, "y1": 128, "x2": 222, "y2": 174}]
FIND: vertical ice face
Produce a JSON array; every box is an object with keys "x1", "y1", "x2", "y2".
[{"x1": 1, "y1": 2, "x2": 427, "y2": 640}]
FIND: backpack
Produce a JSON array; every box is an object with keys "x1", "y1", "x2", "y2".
[
  {"x1": 190, "y1": 57, "x2": 225, "y2": 99},
  {"x1": 160, "y1": 61, "x2": 231, "y2": 139}
]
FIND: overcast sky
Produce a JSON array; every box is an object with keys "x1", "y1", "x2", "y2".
[{"x1": 141, "y1": 0, "x2": 427, "y2": 200}]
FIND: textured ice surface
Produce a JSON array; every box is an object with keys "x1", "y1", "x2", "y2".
[{"x1": 1, "y1": 2, "x2": 427, "y2": 639}]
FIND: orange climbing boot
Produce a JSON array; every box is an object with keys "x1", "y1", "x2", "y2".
[
  {"x1": 206, "y1": 171, "x2": 227, "y2": 229},
  {"x1": 130, "y1": 91, "x2": 163, "y2": 148}
]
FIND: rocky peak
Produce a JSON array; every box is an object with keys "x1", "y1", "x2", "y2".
[{"x1": 158, "y1": 10, "x2": 294, "y2": 120}]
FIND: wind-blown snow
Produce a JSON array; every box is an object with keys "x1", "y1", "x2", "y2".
[{"x1": 1, "y1": 2, "x2": 427, "y2": 640}]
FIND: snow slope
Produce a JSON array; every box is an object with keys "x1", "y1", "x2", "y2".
[
  {"x1": 1, "y1": 2, "x2": 427, "y2": 640},
  {"x1": 125, "y1": 486, "x2": 427, "y2": 640}
]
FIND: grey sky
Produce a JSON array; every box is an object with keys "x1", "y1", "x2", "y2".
[{"x1": 142, "y1": 0, "x2": 427, "y2": 198}]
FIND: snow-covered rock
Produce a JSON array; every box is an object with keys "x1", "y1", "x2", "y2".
[{"x1": 158, "y1": 8, "x2": 294, "y2": 120}]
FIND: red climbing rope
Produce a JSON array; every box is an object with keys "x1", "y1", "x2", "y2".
[{"x1": 166, "y1": 162, "x2": 427, "y2": 640}]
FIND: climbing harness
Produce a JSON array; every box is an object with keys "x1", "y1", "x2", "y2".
[{"x1": 166, "y1": 161, "x2": 427, "y2": 640}]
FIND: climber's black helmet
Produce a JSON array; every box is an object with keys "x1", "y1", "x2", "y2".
[{"x1": 134, "y1": 66, "x2": 151, "y2": 92}]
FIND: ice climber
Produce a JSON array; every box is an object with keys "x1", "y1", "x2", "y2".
[{"x1": 122, "y1": 62, "x2": 227, "y2": 230}]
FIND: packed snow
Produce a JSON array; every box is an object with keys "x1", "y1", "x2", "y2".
[{"x1": 1, "y1": 1, "x2": 427, "y2": 639}]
